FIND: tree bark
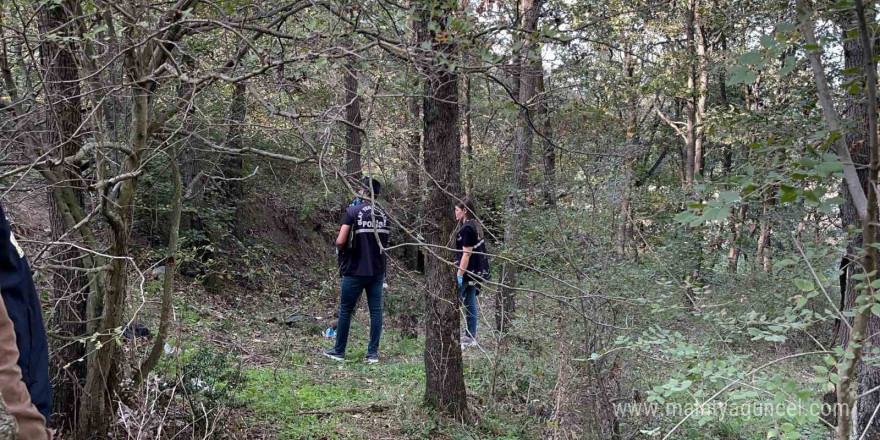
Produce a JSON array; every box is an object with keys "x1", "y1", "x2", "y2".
[
  {"x1": 832, "y1": 3, "x2": 880, "y2": 438},
  {"x1": 728, "y1": 205, "x2": 746, "y2": 274},
  {"x1": 78, "y1": 77, "x2": 149, "y2": 440},
  {"x1": 756, "y1": 192, "x2": 772, "y2": 272},
  {"x1": 694, "y1": 16, "x2": 708, "y2": 178},
  {"x1": 418, "y1": 0, "x2": 468, "y2": 419},
  {"x1": 799, "y1": 1, "x2": 879, "y2": 438},
  {"x1": 684, "y1": 0, "x2": 696, "y2": 186},
  {"x1": 343, "y1": 62, "x2": 363, "y2": 180},
  {"x1": 38, "y1": 0, "x2": 88, "y2": 428},
  {"x1": 537, "y1": 61, "x2": 555, "y2": 207},
  {"x1": 224, "y1": 83, "x2": 247, "y2": 240},
  {"x1": 499, "y1": 0, "x2": 543, "y2": 333},
  {"x1": 616, "y1": 48, "x2": 637, "y2": 259}
]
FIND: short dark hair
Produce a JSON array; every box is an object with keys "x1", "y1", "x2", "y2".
[{"x1": 360, "y1": 176, "x2": 382, "y2": 196}]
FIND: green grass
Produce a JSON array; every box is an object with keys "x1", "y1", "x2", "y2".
[{"x1": 233, "y1": 327, "x2": 427, "y2": 439}]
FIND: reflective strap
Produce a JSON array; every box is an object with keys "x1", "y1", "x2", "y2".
[{"x1": 354, "y1": 228, "x2": 391, "y2": 235}]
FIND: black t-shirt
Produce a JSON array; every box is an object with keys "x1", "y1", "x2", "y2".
[
  {"x1": 456, "y1": 221, "x2": 480, "y2": 280},
  {"x1": 339, "y1": 202, "x2": 390, "y2": 277}
]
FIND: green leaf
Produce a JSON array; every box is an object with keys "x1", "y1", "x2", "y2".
[
  {"x1": 674, "y1": 211, "x2": 697, "y2": 224},
  {"x1": 777, "y1": 22, "x2": 796, "y2": 32},
  {"x1": 849, "y1": 82, "x2": 862, "y2": 95},
  {"x1": 813, "y1": 365, "x2": 829, "y2": 375},
  {"x1": 780, "y1": 55, "x2": 798, "y2": 77},
  {"x1": 794, "y1": 279, "x2": 815, "y2": 292},
  {"x1": 780, "y1": 185, "x2": 798, "y2": 203},
  {"x1": 739, "y1": 51, "x2": 763, "y2": 66}
]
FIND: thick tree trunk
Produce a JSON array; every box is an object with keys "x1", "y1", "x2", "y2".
[
  {"x1": 799, "y1": 1, "x2": 879, "y2": 437},
  {"x1": 834, "y1": 6, "x2": 880, "y2": 439},
  {"x1": 38, "y1": 0, "x2": 88, "y2": 428},
  {"x1": 418, "y1": 0, "x2": 468, "y2": 419},
  {"x1": 343, "y1": 63, "x2": 363, "y2": 180},
  {"x1": 499, "y1": 0, "x2": 543, "y2": 333}
]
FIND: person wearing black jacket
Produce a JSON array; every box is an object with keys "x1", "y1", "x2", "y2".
[
  {"x1": 454, "y1": 196, "x2": 484, "y2": 347},
  {"x1": 324, "y1": 178, "x2": 390, "y2": 363},
  {"x1": 0, "y1": 203, "x2": 52, "y2": 437}
]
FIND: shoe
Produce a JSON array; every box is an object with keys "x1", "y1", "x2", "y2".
[
  {"x1": 323, "y1": 348, "x2": 345, "y2": 361},
  {"x1": 365, "y1": 353, "x2": 379, "y2": 364},
  {"x1": 461, "y1": 335, "x2": 477, "y2": 347}
]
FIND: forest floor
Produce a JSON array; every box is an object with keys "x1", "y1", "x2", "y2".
[{"x1": 141, "y1": 268, "x2": 538, "y2": 440}]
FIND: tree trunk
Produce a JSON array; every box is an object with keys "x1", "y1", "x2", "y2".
[
  {"x1": 684, "y1": 0, "x2": 696, "y2": 186},
  {"x1": 756, "y1": 192, "x2": 772, "y2": 273},
  {"x1": 499, "y1": 0, "x2": 543, "y2": 333},
  {"x1": 537, "y1": 61, "x2": 555, "y2": 207},
  {"x1": 38, "y1": 0, "x2": 88, "y2": 428},
  {"x1": 343, "y1": 62, "x2": 363, "y2": 180},
  {"x1": 464, "y1": 75, "x2": 474, "y2": 195},
  {"x1": 833, "y1": 5, "x2": 880, "y2": 439},
  {"x1": 616, "y1": 49, "x2": 637, "y2": 259},
  {"x1": 418, "y1": 0, "x2": 468, "y2": 419},
  {"x1": 799, "y1": 1, "x2": 878, "y2": 437},
  {"x1": 728, "y1": 205, "x2": 746, "y2": 274},
  {"x1": 224, "y1": 83, "x2": 247, "y2": 240},
  {"x1": 78, "y1": 77, "x2": 149, "y2": 440},
  {"x1": 136, "y1": 145, "x2": 181, "y2": 386},
  {"x1": 694, "y1": 16, "x2": 708, "y2": 179}
]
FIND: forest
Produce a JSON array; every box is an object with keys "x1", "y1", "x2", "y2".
[{"x1": 3, "y1": 0, "x2": 880, "y2": 438}]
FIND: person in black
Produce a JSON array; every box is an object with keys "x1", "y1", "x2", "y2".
[
  {"x1": 0, "y1": 203, "x2": 52, "y2": 426},
  {"x1": 324, "y1": 177, "x2": 390, "y2": 363},
  {"x1": 454, "y1": 196, "x2": 482, "y2": 346}
]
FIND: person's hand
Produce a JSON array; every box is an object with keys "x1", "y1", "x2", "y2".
[{"x1": 457, "y1": 275, "x2": 463, "y2": 287}]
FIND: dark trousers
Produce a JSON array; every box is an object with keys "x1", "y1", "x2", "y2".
[
  {"x1": 333, "y1": 275, "x2": 384, "y2": 356},
  {"x1": 459, "y1": 282, "x2": 478, "y2": 339},
  {"x1": 1, "y1": 255, "x2": 51, "y2": 424}
]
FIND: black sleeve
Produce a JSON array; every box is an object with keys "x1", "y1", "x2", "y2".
[
  {"x1": 460, "y1": 225, "x2": 478, "y2": 248},
  {"x1": 341, "y1": 206, "x2": 356, "y2": 226}
]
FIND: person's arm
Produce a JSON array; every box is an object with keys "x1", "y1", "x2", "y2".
[
  {"x1": 458, "y1": 247, "x2": 473, "y2": 277},
  {"x1": 0, "y1": 294, "x2": 50, "y2": 440},
  {"x1": 336, "y1": 224, "x2": 351, "y2": 251}
]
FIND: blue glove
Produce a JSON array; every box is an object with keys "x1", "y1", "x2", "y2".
[{"x1": 457, "y1": 275, "x2": 463, "y2": 287}]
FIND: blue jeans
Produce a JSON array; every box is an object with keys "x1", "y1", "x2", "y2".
[
  {"x1": 459, "y1": 282, "x2": 478, "y2": 339},
  {"x1": 334, "y1": 275, "x2": 384, "y2": 355}
]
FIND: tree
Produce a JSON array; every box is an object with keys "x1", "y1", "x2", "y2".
[
  {"x1": 418, "y1": 0, "x2": 468, "y2": 418},
  {"x1": 498, "y1": 0, "x2": 544, "y2": 333},
  {"x1": 37, "y1": 0, "x2": 89, "y2": 427},
  {"x1": 797, "y1": 0, "x2": 879, "y2": 437},
  {"x1": 343, "y1": 61, "x2": 363, "y2": 180}
]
